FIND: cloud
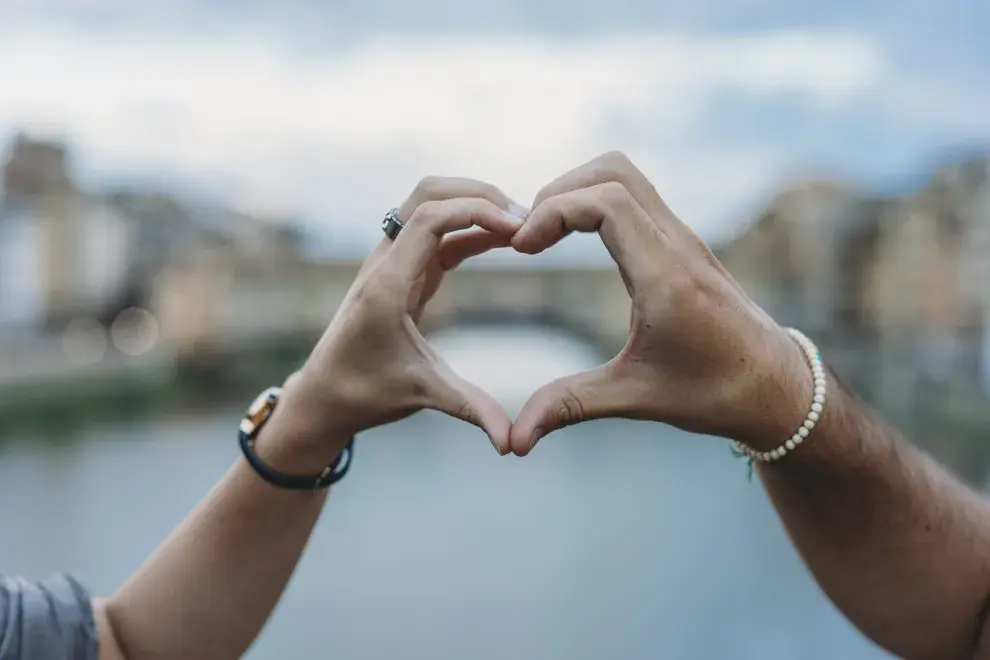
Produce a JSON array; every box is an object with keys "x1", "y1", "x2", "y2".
[{"x1": 0, "y1": 28, "x2": 888, "y2": 260}]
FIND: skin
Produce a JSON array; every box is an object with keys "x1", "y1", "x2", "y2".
[
  {"x1": 508, "y1": 151, "x2": 990, "y2": 660},
  {"x1": 92, "y1": 176, "x2": 525, "y2": 660},
  {"x1": 86, "y1": 152, "x2": 989, "y2": 660}
]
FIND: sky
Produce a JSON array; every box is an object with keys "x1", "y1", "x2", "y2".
[{"x1": 1, "y1": 0, "x2": 988, "y2": 263}]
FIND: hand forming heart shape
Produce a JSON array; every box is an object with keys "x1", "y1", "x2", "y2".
[{"x1": 290, "y1": 152, "x2": 815, "y2": 461}]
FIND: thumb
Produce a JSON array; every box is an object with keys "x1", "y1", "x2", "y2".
[
  {"x1": 424, "y1": 366, "x2": 513, "y2": 455},
  {"x1": 509, "y1": 361, "x2": 634, "y2": 456}
]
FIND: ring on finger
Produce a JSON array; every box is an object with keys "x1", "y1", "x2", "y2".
[{"x1": 381, "y1": 207, "x2": 404, "y2": 240}]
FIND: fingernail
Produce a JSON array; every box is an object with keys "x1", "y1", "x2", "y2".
[
  {"x1": 507, "y1": 203, "x2": 530, "y2": 222},
  {"x1": 530, "y1": 428, "x2": 544, "y2": 446},
  {"x1": 490, "y1": 436, "x2": 505, "y2": 456}
]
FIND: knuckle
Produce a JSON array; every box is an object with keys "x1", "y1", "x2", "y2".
[
  {"x1": 533, "y1": 182, "x2": 557, "y2": 208},
  {"x1": 414, "y1": 175, "x2": 445, "y2": 200},
  {"x1": 548, "y1": 388, "x2": 585, "y2": 429},
  {"x1": 478, "y1": 181, "x2": 507, "y2": 205},
  {"x1": 460, "y1": 196, "x2": 488, "y2": 214},
  {"x1": 598, "y1": 180, "x2": 634, "y2": 210},
  {"x1": 600, "y1": 150, "x2": 634, "y2": 175},
  {"x1": 409, "y1": 199, "x2": 444, "y2": 225}
]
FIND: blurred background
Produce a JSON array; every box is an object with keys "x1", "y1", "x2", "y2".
[{"x1": 1, "y1": 1, "x2": 988, "y2": 658}]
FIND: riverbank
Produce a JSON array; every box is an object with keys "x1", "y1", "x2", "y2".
[
  {"x1": 2, "y1": 331, "x2": 988, "y2": 487},
  {"x1": 0, "y1": 334, "x2": 317, "y2": 438}
]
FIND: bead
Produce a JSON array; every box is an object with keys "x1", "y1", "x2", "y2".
[{"x1": 733, "y1": 328, "x2": 825, "y2": 465}]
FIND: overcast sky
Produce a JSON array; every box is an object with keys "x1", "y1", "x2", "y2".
[{"x1": 1, "y1": 0, "x2": 988, "y2": 263}]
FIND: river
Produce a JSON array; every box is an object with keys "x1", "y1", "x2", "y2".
[{"x1": 0, "y1": 326, "x2": 893, "y2": 659}]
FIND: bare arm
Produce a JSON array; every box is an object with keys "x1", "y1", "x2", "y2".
[
  {"x1": 95, "y1": 376, "x2": 338, "y2": 660},
  {"x1": 756, "y1": 358, "x2": 990, "y2": 660},
  {"x1": 87, "y1": 177, "x2": 522, "y2": 660},
  {"x1": 503, "y1": 150, "x2": 990, "y2": 660}
]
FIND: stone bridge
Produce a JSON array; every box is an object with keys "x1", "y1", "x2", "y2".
[
  {"x1": 158, "y1": 256, "x2": 634, "y2": 359},
  {"x1": 416, "y1": 265, "x2": 631, "y2": 357}
]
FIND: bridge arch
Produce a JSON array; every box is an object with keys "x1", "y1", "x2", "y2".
[{"x1": 421, "y1": 308, "x2": 620, "y2": 361}]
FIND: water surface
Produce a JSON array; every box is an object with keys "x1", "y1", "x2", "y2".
[{"x1": 0, "y1": 326, "x2": 892, "y2": 659}]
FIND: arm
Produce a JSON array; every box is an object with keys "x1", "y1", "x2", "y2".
[
  {"x1": 504, "y1": 150, "x2": 990, "y2": 660},
  {"x1": 755, "y1": 357, "x2": 990, "y2": 660},
  {"x1": 89, "y1": 177, "x2": 522, "y2": 660},
  {"x1": 95, "y1": 374, "x2": 342, "y2": 660}
]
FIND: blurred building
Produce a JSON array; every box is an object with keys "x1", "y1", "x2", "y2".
[
  {"x1": 0, "y1": 134, "x2": 133, "y2": 332},
  {"x1": 149, "y1": 214, "x2": 318, "y2": 356},
  {"x1": 720, "y1": 155, "x2": 990, "y2": 411},
  {"x1": 0, "y1": 133, "x2": 312, "y2": 383}
]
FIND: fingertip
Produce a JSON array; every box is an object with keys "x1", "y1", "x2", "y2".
[
  {"x1": 515, "y1": 437, "x2": 540, "y2": 457},
  {"x1": 489, "y1": 434, "x2": 509, "y2": 456},
  {"x1": 473, "y1": 398, "x2": 512, "y2": 456},
  {"x1": 510, "y1": 229, "x2": 541, "y2": 255},
  {"x1": 487, "y1": 210, "x2": 524, "y2": 236},
  {"x1": 508, "y1": 422, "x2": 542, "y2": 456},
  {"x1": 504, "y1": 215, "x2": 526, "y2": 232},
  {"x1": 485, "y1": 422, "x2": 512, "y2": 456}
]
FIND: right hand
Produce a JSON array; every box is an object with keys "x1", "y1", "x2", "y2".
[
  {"x1": 287, "y1": 177, "x2": 527, "y2": 458},
  {"x1": 508, "y1": 152, "x2": 813, "y2": 456}
]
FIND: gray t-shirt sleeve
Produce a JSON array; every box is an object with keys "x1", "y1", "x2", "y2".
[{"x1": 0, "y1": 574, "x2": 99, "y2": 660}]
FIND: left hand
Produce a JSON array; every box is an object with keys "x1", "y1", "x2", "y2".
[{"x1": 286, "y1": 177, "x2": 528, "y2": 458}]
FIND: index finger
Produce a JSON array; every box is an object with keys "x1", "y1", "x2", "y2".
[
  {"x1": 397, "y1": 176, "x2": 528, "y2": 222},
  {"x1": 528, "y1": 151, "x2": 691, "y2": 243},
  {"x1": 361, "y1": 177, "x2": 527, "y2": 278},
  {"x1": 512, "y1": 182, "x2": 664, "y2": 286},
  {"x1": 387, "y1": 197, "x2": 523, "y2": 279}
]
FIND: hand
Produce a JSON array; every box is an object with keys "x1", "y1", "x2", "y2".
[
  {"x1": 507, "y1": 152, "x2": 813, "y2": 456},
  {"x1": 288, "y1": 177, "x2": 527, "y2": 458}
]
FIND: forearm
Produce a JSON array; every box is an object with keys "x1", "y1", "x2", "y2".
[
  {"x1": 103, "y1": 379, "x2": 341, "y2": 660},
  {"x1": 757, "y1": 364, "x2": 990, "y2": 659}
]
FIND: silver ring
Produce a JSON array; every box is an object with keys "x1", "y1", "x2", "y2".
[{"x1": 381, "y1": 207, "x2": 404, "y2": 240}]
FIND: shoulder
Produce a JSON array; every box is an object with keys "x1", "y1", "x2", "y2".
[{"x1": 0, "y1": 573, "x2": 99, "y2": 660}]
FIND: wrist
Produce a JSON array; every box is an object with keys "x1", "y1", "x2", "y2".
[
  {"x1": 731, "y1": 327, "x2": 816, "y2": 452},
  {"x1": 251, "y1": 373, "x2": 354, "y2": 475}
]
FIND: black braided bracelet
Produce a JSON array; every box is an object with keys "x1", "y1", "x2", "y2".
[
  {"x1": 238, "y1": 386, "x2": 355, "y2": 490},
  {"x1": 239, "y1": 430, "x2": 354, "y2": 490}
]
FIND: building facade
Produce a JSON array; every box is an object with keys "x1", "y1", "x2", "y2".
[{"x1": 718, "y1": 156, "x2": 990, "y2": 412}]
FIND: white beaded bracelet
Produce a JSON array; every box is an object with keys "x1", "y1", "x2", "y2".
[{"x1": 731, "y1": 327, "x2": 826, "y2": 464}]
